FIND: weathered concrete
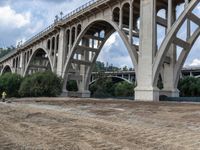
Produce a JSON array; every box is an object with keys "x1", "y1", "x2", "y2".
[{"x1": 0, "y1": 0, "x2": 199, "y2": 101}]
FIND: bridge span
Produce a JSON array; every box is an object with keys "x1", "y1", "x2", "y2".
[
  {"x1": 0, "y1": 0, "x2": 200, "y2": 101},
  {"x1": 91, "y1": 67, "x2": 200, "y2": 83}
]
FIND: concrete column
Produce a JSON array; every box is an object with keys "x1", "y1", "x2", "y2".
[
  {"x1": 190, "y1": 71, "x2": 193, "y2": 77},
  {"x1": 56, "y1": 28, "x2": 66, "y2": 76},
  {"x1": 78, "y1": 38, "x2": 91, "y2": 98},
  {"x1": 53, "y1": 38, "x2": 57, "y2": 73},
  {"x1": 20, "y1": 52, "x2": 24, "y2": 76},
  {"x1": 119, "y1": 5, "x2": 123, "y2": 29},
  {"x1": 135, "y1": 0, "x2": 159, "y2": 101},
  {"x1": 161, "y1": 0, "x2": 179, "y2": 97},
  {"x1": 129, "y1": 2, "x2": 133, "y2": 44},
  {"x1": 69, "y1": 28, "x2": 72, "y2": 51},
  {"x1": 185, "y1": 0, "x2": 191, "y2": 39},
  {"x1": 128, "y1": 74, "x2": 131, "y2": 81},
  {"x1": 49, "y1": 39, "x2": 53, "y2": 58}
]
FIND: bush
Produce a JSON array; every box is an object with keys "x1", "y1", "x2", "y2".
[
  {"x1": 0, "y1": 73, "x2": 22, "y2": 97},
  {"x1": 90, "y1": 77, "x2": 135, "y2": 98},
  {"x1": 115, "y1": 81, "x2": 135, "y2": 97},
  {"x1": 19, "y1": 71, "x2": 62, "y2": 97},
  {"x1": 66, "y1": 80, "x2": 78, "y2": 91},
  {"x1": 178, "y1": 77, "x2": 200, "y2": 97},
  {"x1": 90, "y1": 78, "x2": 115, "y2": 98}
]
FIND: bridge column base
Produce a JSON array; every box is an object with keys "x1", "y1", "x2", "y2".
[
  {"x1": 77, "y1": 90, "x2": 91, "y2": 98},
  {"x1": 135, "y1": 87, "x2": 160, "y2": 102},
  {"x1": 60, "y1": 90, "x2": 90, "y2": 98},
  {"x1": 159, "y1": 89, "x2": 179, "y2": 97},
  {"x1": 60, "y1": 90, "x2": 69, "y2": 97}
]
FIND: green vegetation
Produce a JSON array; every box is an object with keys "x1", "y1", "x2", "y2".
[
  {"x1": 0, "y1": 72, "x2": 62, "y2": 98},
  {"x1": 90, "y1": 77, "x2": 135, "y2": 98},
  {"x1": 115, "y1": 81, "x2": 135, "y2": 97},
  {"x1": 0, "y1": 46, "x2": 15, "y2": 58},
  {"x1": 178, "y1": 77, "x2": 200, "y2": 97},
  {"x1": 0, "y1": 73, "x2": 22, "y2": 97},
  {"x1": 66, "y1": 80, "x2": 78, "y2": 91},
  {"x1": 0, "y1": 64, "x2": 199, "y2": 99},
  {"x1": 19, "y1": 72, "x2": 62, "y2": 97},
  {"x1": 93, "y1": 61, "x2": 133, "y2": 72}
]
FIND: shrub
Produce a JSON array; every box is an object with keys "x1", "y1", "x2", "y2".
[
  {"x1": 0, "y1": 73, "x2": 22, "y2": 97},
  {"x1": 19, "y1": 71, "x2": 62, "y2": 97},
  {"x1": 66, "y1": 80, "x2": 78, "y2": 91},
  {"x1": 178, "y1": 77, "x2": 200, "y2": 97},
  {"x1": 90, "y1": 77, "x2": 135, "y2": 98},
  {"x1": 90, "y1": 78, "x2": 115, "y2": 98},
  {"x1": 114, "y1": 81, "x2": 135, "y2": 97}
]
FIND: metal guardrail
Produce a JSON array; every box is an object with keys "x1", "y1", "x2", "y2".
[{"x1": 0, "y1": 0, "x2": 103, "y2": 62}]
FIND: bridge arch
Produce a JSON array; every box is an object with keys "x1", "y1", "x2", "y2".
[
  {"x1": 153, "y1": 1, "x2": 200, "y2": 87},
  {"x1": 62, "y1": 18, "x2": 139, "y2": 95},
  {"x1": 1, "y1": 65, "x2": 12, "y2": 75},
  {"x1": 112, "y1": 7, "x2": 120, "y2": 23},
  {"x1": 23, "y1": 48, "x2": 53, "y2": 76},
  {"x1": 89, "y1": 76, "x2": 133, "y2": 86}
]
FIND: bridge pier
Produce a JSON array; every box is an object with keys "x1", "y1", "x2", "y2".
[
  {"x1": 57, "y1": 28, "x2": 66, "y2": 76},
  {"x1": 161, "y1": 0, "x2": 179, "y2": 98},
  {"x1": 135, "y1": 0, "x2": 159, "y2": 101}
]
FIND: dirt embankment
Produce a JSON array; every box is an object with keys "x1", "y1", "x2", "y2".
[{"x1": 0, "y1": 98, "x2": 200, "y2": 150}]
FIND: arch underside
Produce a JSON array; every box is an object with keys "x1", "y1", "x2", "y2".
[
  {"x1": 1, "y1": 65, "x2": 12, "y2": 74},
  {"x1": 24, "y1": 48, "x2": 53, "y2": 76},
  {"x1": 90, "y1": 76, "x2": 133, "y2": 86},
  {"x1": 62, "y1": 19, "x2": 139, "y2": 95},
  {"x1": 153, "y1": 1, "x2": 200, "y2": 88}
]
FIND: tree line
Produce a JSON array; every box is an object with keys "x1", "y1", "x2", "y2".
[
  {"x1": 0, "y1": 62, "x2": 200, "y2": 98},
  {"x1": 0, "y1": 46, "x2": 15, "y2": 59},
  {"x1": 93, "y1": 61, "x2": 134, "y2": 72},
  {"x1": 0, "y1": 72, "x2": 62, "y2": 98}
]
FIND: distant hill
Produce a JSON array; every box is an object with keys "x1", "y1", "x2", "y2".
[{"x1": 0, "y1": 46, "x2": 15, "y2": 59}]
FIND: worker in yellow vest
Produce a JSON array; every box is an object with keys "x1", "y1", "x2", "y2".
[{"x1": 2, "y1": 92, "x2": 7, "y2": 102}]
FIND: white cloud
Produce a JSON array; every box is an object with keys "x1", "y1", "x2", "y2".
[
  {"x1": 0, "y1": 6, "x2": 31, "y2": 28},
  {"x1": 105, "y1": 33, "x2": 117, "y2": 46},
  {"x1": 26, "y1": 20, "x2": 44, "y2": 34},
  {"x1": 188, "y1": 59, "x2": 200, "y2": 67}
]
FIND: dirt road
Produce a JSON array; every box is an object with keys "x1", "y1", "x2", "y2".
[{"x1": 0, "y1": 98, "x2": 200, "y2": 150}]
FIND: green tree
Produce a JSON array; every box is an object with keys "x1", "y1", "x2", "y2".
[
  {"x1": 90, "y1": 77, "x2": 115, "y2": 98},
  {"x1": 115, "y1": 81, "x2": 135, "y2": 97},
  {"x1": 19, "y1": 71, "x2": 62, "y2": 97},
  {"x1": 0, "y1": 46, "x2": 15, "y2": 58},
  {"x1": 66, "y1": 80, "x2": 78, "y2": 91},
  {"x1": 90, "y1": 77, "x2": 135, "y2": 98},
  {"x1": 0, "y1": 73, "x2": 22, "y2": 97},
  {"x1": 178, "y1": 77, "x2": 200, "y2": 97},
  {"x1": 122, "y1": 66, "x2": 128, "y2": 71}
]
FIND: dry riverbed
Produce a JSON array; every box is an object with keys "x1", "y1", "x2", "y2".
[{"x1": 0, "y1": 98, "x2": 200, "y2": 150}]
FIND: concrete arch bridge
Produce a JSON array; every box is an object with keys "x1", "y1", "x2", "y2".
[{"x1": 0, "y1": 0, "x2": 200, "y2": 101}]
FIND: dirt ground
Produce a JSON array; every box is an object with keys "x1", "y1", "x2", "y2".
[{"x1": 0, "y1": 98, "x2": 200, "y2": 150}]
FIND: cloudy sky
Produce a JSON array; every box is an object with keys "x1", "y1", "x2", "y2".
[{"x1": 0, "y1": 0, "x2": 200, "y2": 68}]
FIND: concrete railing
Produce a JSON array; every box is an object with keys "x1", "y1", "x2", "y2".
[
  {"x1": 0, "y1": 0, "x2": 107, "y2": 63},
  {"x1": 22, "y1": 0, "x2": 105, "y2": 49}
]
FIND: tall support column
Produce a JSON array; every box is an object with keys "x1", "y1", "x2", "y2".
[
  {"x1": 20, "y1": 52, "x2": 24, "y2": 76},
  {"x1": 49, "y1": 39, "x2": 53, "y2": 59},
  {"x1": 57, "y1": 28, "x2": 66, "y2": 76},
  {"x1": 185, "y1": 0, "x2": 191, "y2": 39},
  {"x1": 53, "y1": 38, "x2": 57, "y2": 73},
  {"x1": 135, "y1": 0, "x2": 159, "y2": 101},
  {"x1": 119, "y1": 5, "x2": 123, "y2": 29},
  {"x1": 78, "y1": 38, "x2": 91, "y2": 98},
  {"x1": 161, "y1": 0, "x2": 179, "y2": 97},
  {"x1": 129, "y1": 1, "x2": 133, "y2": 44},
  {"x1": 69, "y1": 28, "x2": 72, "y2": 51}
]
